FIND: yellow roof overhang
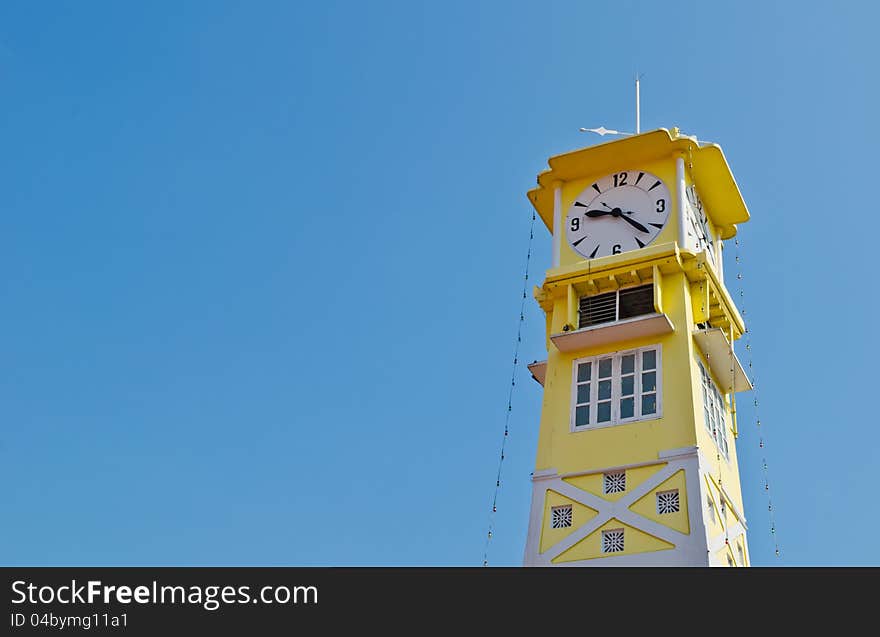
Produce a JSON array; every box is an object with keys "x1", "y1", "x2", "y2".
[{"x1": 526, "y1": 128, "x2": 750, "y2": 240}]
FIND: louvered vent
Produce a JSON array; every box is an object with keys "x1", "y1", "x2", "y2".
[
  {"x1": 602, "y1": 529, "x2": 625, "y2": 553},
  {"x1": 618, "y1": 285, "x2": 654, "y2": 319},
  {"x1": 578, "y1": 284, "x2": 653, "y2": 329},
  {"x1": 551, "y1": 505, "x2": 573, "y2": 529},
  {"x1": 578, "y1": 291, "x2": 617, "y2": 328},
  {"x1": 656, "y1": 490, "x2": 680, "y2": 514},
  {"x1": 603, "y1": 471, "x2": 626, "y2": 494}
]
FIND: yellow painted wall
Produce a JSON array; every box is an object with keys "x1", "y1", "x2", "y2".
[
  {"x1": 552, "y1": 518, "x2": 673, "y2": 563},
  {"x1": 629, "y1": 469, "x2": 690, "y2": 535},
  {"x1": 540, "y1": 490, "x2": 598, "y2": 553},
  {"x1": 533, "y1": 267, "x2": 700, "y2": 475}
]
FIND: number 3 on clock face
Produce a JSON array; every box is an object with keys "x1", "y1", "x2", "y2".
[{"x1": 565, "y1": 170, "x2": 671, "y2": 260}]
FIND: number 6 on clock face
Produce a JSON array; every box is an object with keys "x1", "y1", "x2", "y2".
[{"x1": 565, "y1": 169, "x2": 671, "y2": 260}]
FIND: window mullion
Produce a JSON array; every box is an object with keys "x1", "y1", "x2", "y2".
[
  {"x1": 611, "y1": 354, "x2": 619, "y2": 423},
  {"x1": 590, "y1": 355, "x2": 598, "y2": 426},
  {"x1": 635, "y1": 348, "x2": 643, "y2": 418}
]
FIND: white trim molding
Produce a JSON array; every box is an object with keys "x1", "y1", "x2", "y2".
[{"x1": 552, "y1": 182, "x2": 562, "y2": 267}]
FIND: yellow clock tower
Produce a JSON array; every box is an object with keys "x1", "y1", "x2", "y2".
[{"x1": 522, "y1": 128, "x2": 752, "y2": 566}]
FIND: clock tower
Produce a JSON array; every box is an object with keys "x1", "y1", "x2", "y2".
[{"x1": 523, "y1": 128, "x2": 752, "y2": 566}]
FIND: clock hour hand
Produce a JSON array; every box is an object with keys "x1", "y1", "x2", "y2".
[
  {"x1": 619, "y1": 214, "x2": 650, "y2": 233},
  {"x1": 573, "y1": 202, "x2": 614, "y2": 217}
]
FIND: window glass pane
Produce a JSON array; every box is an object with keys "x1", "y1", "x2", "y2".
[
  {"x1": 642, "y1": 393, "x2": 657, "y2": 415},
  {"x1": 642, "y1": 349, "x2": 656, "y2": 370},
  {"x1": 577, "y1": 362, "x2": 592, "y2": 383},
  {"x1": 642, "y1": 371, "x2": 656, "y2": 393},
  {"x1": 620, "y1": 397, "x2": 634, "y2": 419},
  {"x1": 597, "y1": 402, "x2": 611, "y2": 422},
  {"x1": 621, "y1": 354, "x2": 635, "y2": 374},
  {"x1": 598, "y1": 379, "x2": 612, "y2": 400},
  {"x1": 577, "y1": 383, "x2": 590, "y2": 405},
  {"x1": 575, "y1": 405, "x2": 590, "y2": 427},
  {"x1": 621, "y1": 375, "x2": 634, "y2": 396},
  {"x1": 598, "y1": 358, "x2": 612, "y2": 378}
]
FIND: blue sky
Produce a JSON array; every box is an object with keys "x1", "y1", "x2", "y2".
[{"x1": 1, "y1": 1, "x2": 876, "y2": 566}]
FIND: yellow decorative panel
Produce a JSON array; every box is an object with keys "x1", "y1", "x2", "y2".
[
  {"x1": 629, "y1": 469, "x2": 689, "y2": 534},
  {"x1": 563, "y1": 463, "x2": 666, "y2": 502},
  {"x1": 551, "y1": 518, "x2": 673, "y2": 563},
  {"x1": 704, "y1": 477, "x2": 724, "y2": 539},
  {"x1": 715, "y1": 545, "x2": 736, "y2": 567},
  {"x1": 540, "y1": 490, "x2": 598, "y2": 553}
]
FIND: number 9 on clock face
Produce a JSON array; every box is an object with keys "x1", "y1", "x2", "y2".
[{"x1": 565, "y1": 170, "x2": 671, "y2": 259}]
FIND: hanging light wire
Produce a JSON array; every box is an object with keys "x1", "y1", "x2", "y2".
[
  {"x1": 483, "y1": 209, "x2": 537, "y2": 566},
  {"x1": 734, "y1": 234, "x2": 781, "y2": 559}
]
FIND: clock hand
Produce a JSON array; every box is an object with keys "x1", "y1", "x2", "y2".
[
  {"x1": 575, "y1": 201, "x2": 614, "y2": 217},
  {"x1": 595, "y1": 203, "x2": 624, "y2": 216},
  {"x1": 619, "y1": 215, "x2": 650, "y2": 233}
]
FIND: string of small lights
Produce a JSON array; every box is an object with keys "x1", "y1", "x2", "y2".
[
  {"x1": 734, "y1": 234, "x2": 781, "y2": 559},
  {"x1": 482, "y1": 210, "x2": 536, "y2": 567}
]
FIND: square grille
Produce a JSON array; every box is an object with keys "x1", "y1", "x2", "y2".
[
  {"x1": 656, "y1": 490, "x2": 680, "y2": 514},
  {"x1": 602, "y1": 529, "x2": 624, "y2": 553},
  {"x1": 551, "y1": 505, "x2": 573, "y2": 529},
  {"x1": 603, "y1": 471, "x2": 626, "y2": 494}
]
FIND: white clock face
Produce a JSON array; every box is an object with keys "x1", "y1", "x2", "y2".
[
  {"x1": 685, "y1": 185, "x2": 715, "y2": 264},
  {"x1": 565, "y1": 170, "x2": 671, "y2": 259}
]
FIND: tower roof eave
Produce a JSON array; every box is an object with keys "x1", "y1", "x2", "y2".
[{"x1": 526, "y1": 128, "x2": 750, "y2": 240}]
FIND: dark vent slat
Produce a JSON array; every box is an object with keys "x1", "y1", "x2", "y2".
[
  {"x1": 619, "y1": 284, "x2": 654, "y2": 320},
  {"x1": 578, "y1": 284, "x2": 654, "y2": 329}
]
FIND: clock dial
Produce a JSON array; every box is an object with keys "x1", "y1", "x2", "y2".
[
  {"x1": 685, "y1": 185, "x2": 715, "y2": 265},
  {"x1": 565, "y1": 170, "x2": 671, "y2": 259}
]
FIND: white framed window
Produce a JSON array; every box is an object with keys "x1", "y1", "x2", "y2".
[
  {"x1": 572, "y1": 345, "x2": 661, "y2": 430},
  {"x1": 603, "y1": 471, "x2": 626, "y2": 494},
  {"x1": 737, "y1": 545, "x2": 745, "y2": 566},
  {"x1": 656, "y1": 489, "x2": 680, "y2": 514},
  {"x1": 699, "y1": 361, "x2": 729, "y2": 459},
  {"x1": 707, "y1": 494, "x2": 715, "y2": 524},
  {"x1": 602, "y1": 529, "x2": 625, "y2": 553},
  {"x1": 551, "y1": 505, "x2": 572, "y2": 529}
]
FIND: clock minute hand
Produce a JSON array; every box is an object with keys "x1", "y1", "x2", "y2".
[{"x1": 620, "y1": 214, "x2": 650, "y2": 233}]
